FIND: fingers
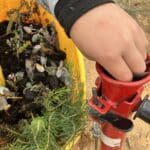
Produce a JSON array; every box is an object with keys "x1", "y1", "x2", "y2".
[
  {"x1": 97, "y1": 40, "x2": 146, "y2": 81},
  {"x1": 123, "y1": 42, "x2": 146, "y2": 74},
  {"x1": 98, "y1": 56, "x2": 133, "y2": 81}
]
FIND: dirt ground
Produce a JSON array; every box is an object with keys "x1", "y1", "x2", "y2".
[{"x1": 72, "y1": 57, "x2": 150, "y2": 150}]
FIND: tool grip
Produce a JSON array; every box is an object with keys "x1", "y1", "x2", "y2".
[{"x1": 135, "y1": 98, "x2": 150, "y2": 124}]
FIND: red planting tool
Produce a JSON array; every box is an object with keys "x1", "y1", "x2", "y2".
[{"x1": 89, "y1": 55, "x2": 150, "y2": 150}]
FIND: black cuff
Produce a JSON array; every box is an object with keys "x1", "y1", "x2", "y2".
[{"x1": 55, "y1": 0, "x2": 114, "y2": 36}]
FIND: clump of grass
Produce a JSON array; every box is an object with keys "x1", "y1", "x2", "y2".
[{"x1": 5, "y1": 87, "x2": 87, "y2": 150}]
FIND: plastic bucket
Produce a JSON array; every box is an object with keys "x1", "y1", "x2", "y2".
[{"x1": 0, "y1": 0, "x2": 86, "y2": 149}]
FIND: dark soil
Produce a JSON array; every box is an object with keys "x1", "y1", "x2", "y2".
[{"x1": 0, "y1": 21, "x2": 67, "y2": 128}]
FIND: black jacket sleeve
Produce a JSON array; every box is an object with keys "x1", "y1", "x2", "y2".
[{"x1": 55, "y1": 0, "x2": 114, "y2": 36}]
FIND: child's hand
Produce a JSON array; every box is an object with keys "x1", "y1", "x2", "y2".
[{"x1": 70, "y1": 3, "x2": 149, "y2": 81}]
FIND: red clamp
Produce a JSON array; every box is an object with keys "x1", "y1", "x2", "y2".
[{"x1": 89, "y1": 55, "x2": 150, "y2": 132}]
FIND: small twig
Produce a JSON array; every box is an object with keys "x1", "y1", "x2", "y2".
[
  {"x1": 17, "y1": 41, "x2": 31, "y2": 57},
  {"x1": 94, "y1": 137, "x2": 99, "y2": 150},
  {"x1": 17, "y1": 139, "x2": 30, "y2": 144},
  {"x1": 6, "y1": 16, "x2": 15, "y2": 34},
  {"x1": 45, "y1": 112, "x2": 54, "y2": 150},
  {"x1": 126, "y1": 137, "x2": 131, "y2": 150},
  {"x1": 48, "y1": 98, "x2": 68, "y2": 112},
  {"x1": 0, "y1": 125, "x2": 23, "y2": 137},
  {"x1": 7, "y1": 96, "x2": 23, "y2": 100}
]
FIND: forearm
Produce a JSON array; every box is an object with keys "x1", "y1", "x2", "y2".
[{"x1": 37, "y1": 0, "x2": 114, "y2": 35}]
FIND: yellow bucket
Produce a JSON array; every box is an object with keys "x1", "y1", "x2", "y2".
[{"x1": 0, "y1": 0, "x2": 86, "y2": 149}]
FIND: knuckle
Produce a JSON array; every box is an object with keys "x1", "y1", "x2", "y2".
[
  {"x1": 103, "y1": 52, "x2": 116, "y2": 60},
  {"x1": 121, "y1": 35, "x2": 132, "y2": 48},
  {"x1": 145, "y1": 39, "x2": 149, "y2": 48}
]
